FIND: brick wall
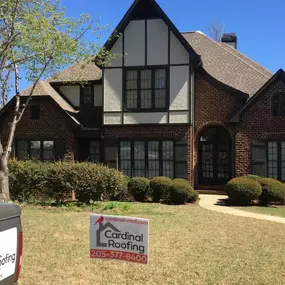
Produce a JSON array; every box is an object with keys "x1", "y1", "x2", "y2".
[
  {"x1": 236, "y1": 79, "x2": 285, "y2": 176},
  {"x1": 194, "y1": 72, "x2": 240, "y2": 182},
  {"x1": 0, "y1": 97, "x2": 76, "y2": 159},
  {"x1": 104, "y1": 125, "x2": 194, "y2": 182}
]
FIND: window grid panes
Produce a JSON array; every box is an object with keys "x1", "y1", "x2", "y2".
[
  {"x1": 148, "y1": 141, "x2": 160, "y2": 178},
  {"x1": 154, "y1": 69, "x2": 166, "y2": 109},
  {"x1": 43, "y1": 141, "x2": 54, "y2": 161},
  {"x1": 16, "y1": 140, "x2": 54, "y2": 162},
  {"x1": 126, "y1": 70, "x2": 138, "y2": 109},
  {"x1": 89, "y1": 141, "x2": 100, "y2": 162},
  {"x1": 120, "y1": 141, "x2": 132, "y2": 177},
  {"x1": 267, "y1": 141, "x2": 279, "y2": 180},
  {"x1": 17, "y1": 141, "x2": 28, "y2": 159},
  {"x1": 125, "y1": 68, "x2": 167, "y2": 110},
  {"x1": 134, "y1": 141, "x2": 146, "y2": 177},
  {"x1": 281, "y1": 142, "x2": 285, "y2": 181},
  {"x1": 119, "y1": 141, "x2": 174, "y2": 179},
  {"x1": 30, "y1": 141, "x2": 41, "y2": 160},
  {"x1": 82, "y1": 86, "x2": 93, "y2": 105}
]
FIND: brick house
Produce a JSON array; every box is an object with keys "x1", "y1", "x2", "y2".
[{"x1": 0, "y1": 0, "x2": 284, "y2": 189}]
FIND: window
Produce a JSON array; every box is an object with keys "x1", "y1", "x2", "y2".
[
  {"x1": 125, "y1": 68, "x2": 167, "y2": 110},
  {"x1": 89, "y1": 141, "x2": 100, "y2": 162},
  {"x1": 31, "y1": 105, "x2": 40, "y2": 120},
  {"x1": 272, "y1": 92, "x2": 285, "y2": 116},
  {"x1": 43, "y1": 141, "x2": 54, "y2": 161},
  {"x1": 119, "y1": 140, "x2": 174, "y2": 178},
  {"x1": 81, "y1": 85, "x2": 93, "y2": 105},
  {"x1": 266, "y1": 141, "x2": 285, "y2": 181},
  {"x1": 268, "y1": 142, "x2": 278, "y2": 179},
  {"x1": 17, "y1": 141, "x2": 28, "y2": 159},
  {"x1": 16, "y1": 140, "x2": 54, "y2": 161}
]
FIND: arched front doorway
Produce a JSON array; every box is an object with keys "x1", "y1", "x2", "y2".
[{"x1": 198, "y1": 126, "x2": 232, "y2": 185}]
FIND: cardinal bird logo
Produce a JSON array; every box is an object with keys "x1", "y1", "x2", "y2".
[{"x1": 95, "y1": 216, "x2": 104, "y2": 225}]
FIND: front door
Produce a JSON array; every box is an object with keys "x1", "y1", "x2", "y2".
[{"x1": 199, "y1": 126, "x2": 231, "y2": 185}]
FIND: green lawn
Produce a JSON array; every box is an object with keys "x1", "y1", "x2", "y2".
[
  {"x1": 236, "y1": 205, "x2": 285, "y2": 218},
  {"x1": 20, "y1": 202, "x2": 285, "y2": 285}
]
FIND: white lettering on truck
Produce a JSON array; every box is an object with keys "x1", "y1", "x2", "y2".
[{"x1": 0, "y1": 228, "x2": 18, "y2": 282}]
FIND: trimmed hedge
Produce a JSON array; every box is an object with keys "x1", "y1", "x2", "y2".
[
  {"x1": 128, "y1": 177, "x2": 150, "y2": 202},
  {"x1": 168, "y1": 181, "x2": 192, "y2": 205},
  {"x1": 8, "y1": 160, "x2": 127, "y2": 203},
  {"x1": 258, "y1": 178, "x2": 285, "y2": 205},
  {"x1": 226, "y1": 177, "x2": 262, "y2": 205},
  {"x1": 246, "y1": 174, "x2": 262, "y2": 181},
  {"x1": 188, "y1": 190, "x2": 199, "y2": 203},
  {"x1": 150, "y1": 177, "x2": 173, "y2": 202},
  {"x1": 173, "y1": 178, "x2": 190, "y2": 184}
]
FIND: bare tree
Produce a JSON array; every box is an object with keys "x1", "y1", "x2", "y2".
[{"x1": 208, "y1": 19, "x2": 225, "y2": 42}]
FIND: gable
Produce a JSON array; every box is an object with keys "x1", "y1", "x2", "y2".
[
  {"x1": 101, "y1": 0, "x2": 200, "y2": 66},
  {"x1": 230, "y1": 69, "x2": 285, "y2": 122}
]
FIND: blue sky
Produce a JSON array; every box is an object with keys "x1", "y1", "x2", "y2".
[{"x1": 19, "y1": 0, "x2": 285, "y2": 91}]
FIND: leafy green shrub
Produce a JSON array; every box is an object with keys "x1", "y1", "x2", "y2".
[
  {"x1": 188, "y1": 190, "x2": 199, "y2": 203},
  {"x1": 150, "y1": 177, "x2": 173, "y2": 202},
  {"x1": 168, "y1": 181, "x2": 193, "y2": 205},
  {"x1": 258, "y1": 178, "x2": 285, "y2": 205},
  {"x1": 9, "y1": 160, "x2": 50, "y2": 202},
  {"x1": 173, "y1": 178, "x2": 190, "y2": 184},
  {"x1": 226, "y1": 177, "x2": 262, "y2": 205},
  {"x1": 246, "y1": 174, "x2": 262, "y2": 181},
  {"x1": 8, "y1": 160, "x2": 127, "y2": 203},
  {"x1": 128, "y1": 177, "x2": 150, "y2": 202}
]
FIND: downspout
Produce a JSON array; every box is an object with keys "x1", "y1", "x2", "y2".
[{"x1": 190, "y1": 64, "x2": 195, "y2": 189}]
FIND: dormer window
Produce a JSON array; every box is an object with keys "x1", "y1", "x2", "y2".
[
  {"x1": 125, "y1": 67, "x2": 168, "y2": 111},
  {"x1": 81, "y1": 84, "x2": 93, "y2": 105},
  {"x1": 272, "y1": 92, "x2": 285, "y2": 116}
]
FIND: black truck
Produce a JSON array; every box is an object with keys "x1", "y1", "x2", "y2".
[{"x1": 0, "y1": 204, "x2": 22, "y2": 285}]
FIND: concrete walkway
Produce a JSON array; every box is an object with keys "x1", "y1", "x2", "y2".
[{"x1": 199, "y1": 194, "x2": 285, "y2": 224}]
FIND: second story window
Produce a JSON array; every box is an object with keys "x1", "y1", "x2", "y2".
[
  {"x1": 125, "y1": 67, "x2": 168, "y2": 111},
  {"x1": 81, "y1": 85, "x2": 93, "y2": 105},
  {"x1": 272, "y1": 92, "x2": 285, "y2": 116},
  {"x1": 31, "y1": 105, "x2": 40, "y2": 120}
]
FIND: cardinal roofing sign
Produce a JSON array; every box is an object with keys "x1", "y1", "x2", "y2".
[{"x1": 90, "y1": 214, "x2": 149, "y2": 264}]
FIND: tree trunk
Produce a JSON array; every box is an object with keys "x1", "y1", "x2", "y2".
[{"x1": 0, "y1": 156, "x2": 9, "y2": 201}]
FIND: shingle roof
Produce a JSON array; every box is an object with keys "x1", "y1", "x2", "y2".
[
  {"x1": 20, "y1": 81, "x2": 79, "y2": 120},
  {"x1": 49, "y1": 61, "x2": 102, "y2": 82},
  {"x1": 182, "y1": 31, "x2": 272, "y2": 96},
  {"x1": 19, "y1": 30, "x2": 273, "y2": 119}
]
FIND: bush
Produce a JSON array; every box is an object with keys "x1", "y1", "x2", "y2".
[
  {"x1": 246, "y1": 174, "x2": 262, "y2": 181},
  {"x1": 8, "y1": 160, "x2": 127, "y2": 203},
  {"x1": 128, "y1": 177, "x2": 150, "y2": 202},
  {"x1": 173, "y1": 178, "x2": 190, "y2": 184},
  {"x1": 258, "y1": 178, "x2": 285, "y2": 205},
  {"x1": 150, "y1": 177, "x2": 173, "y2": 202},
  {"x1": 168, "y1": 181, "x2": 193, "y2": 205},
  {"x1": 226, "y1": 177, "x2": 262, "y2": 205},
  {"x1": 188, "y1": 190, "x2": 199, "y2": 203},
  {"x1": 172, "y1": 178, "x2": 199, "y2": 203}
]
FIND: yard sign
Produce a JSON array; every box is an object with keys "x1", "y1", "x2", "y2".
[{"x1": 90, "y1": 214, "x2": 149, "y2": 264}]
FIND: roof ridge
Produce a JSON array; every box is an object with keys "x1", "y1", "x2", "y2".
[{"x1": 192, "y1": 32, "x2": 272, "y2": 79}]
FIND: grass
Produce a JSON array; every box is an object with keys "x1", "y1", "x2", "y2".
[
  {"x1": 19, "y1": 202, "x2": 285, "y2": 285},
  {"x1": 236, "y1": 205, "x2": 285, "y2": 218}
]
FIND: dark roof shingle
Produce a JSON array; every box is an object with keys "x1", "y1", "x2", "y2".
[
  {"x1": 182, "y1": 31, "x2": 272, "y2": 96},
  {"x1": 49, "y1": 61, "x2": 102, "y2": 83}
]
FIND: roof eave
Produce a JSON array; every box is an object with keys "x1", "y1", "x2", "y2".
[{"x1": 229, "y1": 68, "x2": 285, "y2": 122}]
